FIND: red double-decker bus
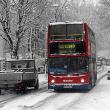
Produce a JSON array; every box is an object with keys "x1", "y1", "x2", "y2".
[{"x1": 47, "y1": 22, "x2": 97, "y2": 91}]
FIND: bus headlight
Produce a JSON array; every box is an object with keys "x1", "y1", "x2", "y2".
[
  {"x1": 81, "y1": 78, "x2": 85, "y2": 83},
  {"x1": 51, "y1": 79, "x2": 55, "y2": 83}
]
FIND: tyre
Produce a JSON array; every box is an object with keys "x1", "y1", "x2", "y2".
[
  {"x1": 16, "y1": 90, "x2": 20, "y2": 94},
  {"x1": 34, "y1": 80, "x2": 39, "y2": 90},
  {"x1": 107, "y1": 77, "x2": 110, "y2": 80},
  {"x1": 90, "y1": 76, "x2": 96, "y2": 88},
  {"x1": 15, "y1": 84, "x2": 27, "y2": 94},
  {"x1": 54, "y1": 88, "x2": 59, "y2": 92},
  {"x1": 92, "y1": 76, "x2": 97, "y2": 87},
  {"x1": 86, "y1": 78, "x2": 93, "y2": 90},
  {"x1": 94, "y1": 78, "x2": 97, "y2": 86},
  {"x1": 86, "y1": 83, "x2": 92, "y2": 90},
  {"x1": 22, "y1": 86, "x2": 27, "y2": 94},
  {"x1": 54, "y1": 87, "x2": 61, "y2": 92}
]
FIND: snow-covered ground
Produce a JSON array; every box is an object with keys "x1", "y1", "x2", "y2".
[
  {"x1": 0, "y1": 66, "x2": 109, "y2": 110},
  {"x1": 67, "y1": 76, "x2": 110, "y2": 110},
  {"x1": 38, "y1": 73, "x2": 47, "y2": 84},
  {"x1": 0, "y1": 74, "x2": 48, "y2": 106}
]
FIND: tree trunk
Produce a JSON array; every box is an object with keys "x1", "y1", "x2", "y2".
[{"x1": 13, "y1": 38, "x2": 21, "y2": 58}]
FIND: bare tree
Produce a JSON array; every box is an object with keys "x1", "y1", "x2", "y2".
[
  {"x1": 0, "y1": 0, "x2": 13, "y2": 50},
  {"x1": 0, "y1": 0, "x2": 49, "y2": 58}
]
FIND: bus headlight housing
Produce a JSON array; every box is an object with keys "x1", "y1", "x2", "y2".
[
  {"x1": 51, "y1": 79, "x2": 55, "y2": 83},
  {"x1": 81, "y1": 78, "x2": 85, "y2": 83}
]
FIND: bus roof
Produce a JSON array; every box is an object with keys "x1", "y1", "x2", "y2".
[{"x1": 49, "y1": 21, "x2": 84, "y2": 26}]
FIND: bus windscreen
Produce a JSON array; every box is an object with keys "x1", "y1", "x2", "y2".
[
  {"x1": 50, "y1": 24, "x2": 84, "y2": 40},
  {"x1": 48, "y1": 57, "x2": 88, "y2": 74},
  {"x1": 50, "y1": 42, "x2": 86, "y2": 54}
]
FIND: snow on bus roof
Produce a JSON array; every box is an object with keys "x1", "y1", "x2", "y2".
[
  {"x1": 6, "y1": 59, "x2": 35, "y2": 62},
  {"x1": 50, "y1": 21, "x2": 84, "y2": 25}
]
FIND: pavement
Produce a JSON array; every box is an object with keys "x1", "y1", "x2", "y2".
[{"x1": 38, "y1": 73, "x2": 47, "y2": 84}]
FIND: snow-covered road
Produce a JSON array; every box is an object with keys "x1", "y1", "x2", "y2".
[{"x1": 0, "y1": 66, "x2": 110, "y2": 110}]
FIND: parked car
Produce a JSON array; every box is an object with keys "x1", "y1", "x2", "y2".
[{"x1": 0, "y1": 59, "x2": 39, "y2": 93}]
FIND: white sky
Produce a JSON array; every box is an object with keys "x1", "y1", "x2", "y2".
[{"x1": 85, "y1": 0, "x2": 100, "y2": 6}]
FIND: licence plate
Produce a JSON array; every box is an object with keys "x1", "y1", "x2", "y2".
[{"x1": 63, "y1": 85, "x2": 72, "y2": 88}]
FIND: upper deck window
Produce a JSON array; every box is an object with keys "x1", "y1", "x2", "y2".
[{"x1": 50, "y1": 24, "x2": 84, "y2": 40}]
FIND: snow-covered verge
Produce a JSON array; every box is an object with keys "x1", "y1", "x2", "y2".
[
  {"x1": 97, "y1": 65, "x2": 107, "y2": 78},
  {"x1": 65, "y1": 76, "x2": 110, "y2": 110}
]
